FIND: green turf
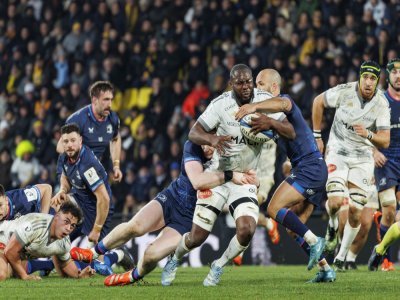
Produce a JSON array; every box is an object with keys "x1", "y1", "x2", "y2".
[{"x1": 1, "y1": 265, "x2": 399, "y2": 299}]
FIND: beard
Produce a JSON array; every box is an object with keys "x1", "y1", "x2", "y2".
[{"x1": 66, "y1": 149, "x2": 79, "y2": 161}]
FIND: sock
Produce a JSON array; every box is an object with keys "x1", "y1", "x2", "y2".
[
  {"x1": 103, "y1": 252, "x2": 119, "y2": 267},
  {"x1": 26, "y1": 260, "x2": 54, "y2": 274},
  {"x1": 376, "y1": 222, "x2": 400, "y2": 255},
  {"x1": 304, "y1": 230, "x2": 318, "y2": 245},
  {"x1": 265, "y1": 218, "x2": 274, "y2": 231},
  {"x1": 380, "y1": 224, "x2": 391, "y2": 260},
  {"x1": 335, "y1": 220, "x2": 360, "y2": 261},
  {"x1": 346, "y1": 250, "x2": 357, "y2": 262},
  {"x1": 94, "y1": 240, "x2": 108, "y2": 256},
  {"x1": 214, "y1": 235, "x2": 248, "y2": 268},
  {"x1": 275, "y1": 208, "x2": 311, "y2": 241},
  {"x1": 75, "y1": 261, "x2": 90, "y2": 270},
  {"x1": 130, "y1": 267, "x2": 142, "y2": 282},
  {"x1": 174, "y1": 233, "x2": 191, "y2": 260}
]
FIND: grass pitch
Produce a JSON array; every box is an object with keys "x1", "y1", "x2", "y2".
[{"x1": 1, "y1": 265, "x2": 399, "y2": 299}]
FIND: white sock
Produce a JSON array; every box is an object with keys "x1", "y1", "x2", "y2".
[
  {"x1": 111, "y1": 249, "x2": 124, "y2": 263},
  {"x1": 335, "y1": 220, "x2": 360, "y2": 261},
  {"x1": 214, "y1": 235, "x2": 247, "y2": 268},
  {"x1": 174, "y1": 233, "x2": 191, "y2": 260},
  {"x1": 304, "y1": 230, "x2": 318, "y2": 246},
  {"x1": 90, "y1": 248, "x2": 100, "y2": 259},
  {"x1": 346, "y1": 250, "x2": 357, "y2": 262}
]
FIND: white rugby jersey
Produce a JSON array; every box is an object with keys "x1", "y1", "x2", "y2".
[
  {"x1": 0, "y1": 213, "x2": 71, "y2": 261},
  {"x1": 324, "y1": 82, "x2": 390, "y2": 158},
  {"x1": 198, "y1": 89, "x2": 285, "y2": 172}
]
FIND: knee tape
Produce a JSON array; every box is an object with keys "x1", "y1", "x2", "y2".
[
  {"x1": 379, "y1": 189, "x2": 397, "y2": 207},
  {"x1": 326, "y1": 179, "x2": 346, "y2": 197},
  {"x1": 348, "y1": 188, "x2": 367, "y2": 209}
]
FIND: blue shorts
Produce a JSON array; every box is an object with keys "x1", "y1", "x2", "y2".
[
  {"x1": 285, "y1": 154, "x2": 327, "y2": 206},
  {"x1": 155, "y1": 190, "x2": 194, "y2": 235},
  {"x1": 70, "y1": 193, "x2": 114, "y2": 240},
  {"x1": 375, "y1": 159, "x2": 400, "y2": 192}
]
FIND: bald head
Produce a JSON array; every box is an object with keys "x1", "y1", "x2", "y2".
[{"x1": 256, "y1": 69, "x2": 282, "y2": 96}]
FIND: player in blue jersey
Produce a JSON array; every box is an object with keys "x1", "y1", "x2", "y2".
[
  {"x1": 368, "y1": 58, "x2": 400, "y2": 271},
  {"x1": 0, "y1": 184, "x2": 52, "y2": 221},
  {"x1": 56, "y1": 81, "x2": 122, "y2": 182},
  {"x1": 53, "y1": 123, "x2": 113, "y2": 244},
  {"x1": 69, "y1": 140, "x2": 258, "y2": 286},
  {"x1": 235, "y1": 69, "x2": 335, "y2": 282}
]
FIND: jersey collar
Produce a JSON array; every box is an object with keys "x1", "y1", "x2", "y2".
[{"x1": 88, "y1": 105, "x2": 108, "y2": 123}]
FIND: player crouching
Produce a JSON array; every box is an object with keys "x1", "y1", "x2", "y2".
[{"x1": 0, "y1": 201, "x2": 95, "y2": 280}]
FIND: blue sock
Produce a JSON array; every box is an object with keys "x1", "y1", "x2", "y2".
[
  {"x1": 74, "y1": 261, "x2": 90, "y2": 270},
  {"x1": 294, "y1": 236, "x2": 325, "y2": 261},
  {"x1": 95, "y1": 240, "x2": 109, "y2": 255},
  {"x1": 381, "y1": 224, "x2": 392, "y2": 261},
  {"x1": 276, "y1": 208, "x2": 309, "y2": 237},
  {"x1": 27, "y1": 260, "x2": 54, "y2": 274},
  {"x1": 103, "y1": 252, "x2": 119, "y2": 267},
  {"x1": 132, "y1": 268, "x2": 142, "y2": 281}
]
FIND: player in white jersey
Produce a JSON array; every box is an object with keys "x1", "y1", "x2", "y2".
[
  {"x1": 312, "y1": 60, "x2": 391, "y2": 271},
  {"x1": 162, "y1": 64, "x2": 295, "y2": 286},
  {"x1": 0, "y1": 201, "x2": 94, "y2": 281}
]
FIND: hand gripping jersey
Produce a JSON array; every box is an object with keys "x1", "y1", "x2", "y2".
[
  {"x1": 324, "y1": 82, "x2": 390, "y2": 158},
  {"x1": 0, "y1": 213, "x2": 71, "y2": 261},
  {"x1": 198, "y1": 89, "x2": 285, "y2": 172}
]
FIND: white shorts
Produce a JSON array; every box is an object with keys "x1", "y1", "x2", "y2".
[
  {"x1": 325, "y1": 151, "x2": 374, "y2": 191},
  {"x1": 193, "y1": 182, "x2": 259, "y2": 232}
]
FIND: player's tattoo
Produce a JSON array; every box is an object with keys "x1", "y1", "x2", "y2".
[{"x1": 281, "y1": 99, "x2": 289, "y2": 112}]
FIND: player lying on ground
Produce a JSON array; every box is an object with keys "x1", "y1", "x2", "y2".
[
  {"x1": 0, "y1": 201, "x2": 94, "y2": 281},
  {"x1": 70, "y1": 140, "x2": 258, "y2": 286}
]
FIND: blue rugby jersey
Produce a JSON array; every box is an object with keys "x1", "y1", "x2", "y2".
[
  {"x1": 278, "y1": 94, "x2": 321, "y2": 166},
  {"x1": 381, "y1": 91, "x2": 400, "y2": 162},
  {"x1": 60, "y1": 145, "x2": 112, "y2": 203},
  {"x1": 5, "y1": 186, "x2": 41, "y2": 220},
  {"x1": 66, "y1": 105, "x2": 120, "y2": 162},
  {"x1": 167, "y1": 140, "x2": 208, "y2": 213}
]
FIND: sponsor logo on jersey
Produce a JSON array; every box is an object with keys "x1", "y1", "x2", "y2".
[
  {"x1": 88, "y1": 127, "x2": 94, "y2": 133},
  {"x1": 84, "y1": 167, "x2": 100, "y2": 185},
  {"x1": 98, "y1": 137, "x2": 103, "y2": 142},
  {"x1": 231, "y1": 136, "x2": 263, "y2": 146},
  {"x1": 107, "y1": 124, "x2": 113, "y2": 134},
  {"x1": 198, "y1": 189, "x2": 212, "y2": 199},
  {"x1": 224, "y1": 103, "x2": 236, "y2": 111},
  {"x1": 249, "y1": 187, "x2": 256, "y2": 193},
  {"x1": 379, "y1": 177, "x2": 386, "y2": 186},
  {"x1": 306, "y1": 189, "x2": 315, "y2": 195},
  {"x1": 328, "y1": 164, "x2": 337, "y2": 173},
  {"x1": 226, "y1": 121, "x2": 239, "y2": 127},
  {"x1": 157, "y1": 193, "x2": 167, "y2": 202},
  {"x1": 76, "y1": 171, "x2": 81, "y2": 180}
]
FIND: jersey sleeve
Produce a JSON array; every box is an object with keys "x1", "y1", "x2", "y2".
[
  {"x1": 183, "y1": 142, "x2": 203, "y2": 164},
  {"x1": 14, "y1": 219, "x2": 41, "y2": 247},
  {"x1": 198, "y1": 99, "x2": 220, "y2": 132},
  {"x1": 111, "y1": 113, "x2": 120, "y2": 139},
  {"x1": 323, "y1": 83, "x2": 349, "y2": 108},
  {"x1": 56, "y1": 238, "x2": 71, "y2": 262},
  {"x1": 80, "y1": 152, "x2": 106, "y2": 192},
  {"x1": 376, "y1": 99, "x2": 391, "y2": 130}
]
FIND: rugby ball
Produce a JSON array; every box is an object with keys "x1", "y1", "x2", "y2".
[{"x1": 239, "y1": 114, "x2": 275, "y2": 143}]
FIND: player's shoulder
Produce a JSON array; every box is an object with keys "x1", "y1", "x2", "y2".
[
  {"x1": 108, "y1": 111, "x2": 120, "y2": 125},
  {"x1": 210, "y1": 91, "x2": 232, "y2": 104},
  {"x1": 328, "y1": 81, "x2": 357, "y2": 95},
  {"x1": 184, "y1": 140, "x2": 201, "y2": 154},
  {"x1": 375, "y1": 89, "x2": 390, "y2": 107},
  {"x1": 67, "y1": 105, "x2": 90, "y2": 123},
  {"x1": 19, "y1": 213, "x2": 52, "y2": 227}
]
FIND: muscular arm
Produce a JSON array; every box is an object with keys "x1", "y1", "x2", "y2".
[
  {"x1": 189, "y1": 121, "x2": 231, "y2": 154},
  {"x1": 368, "y1": 129, "x2": 390, "y2": 149},
  {"x1": 254, "y1": 97, "x2": 293, "y2": 113},
  {"x1": 267, "y1": 117, "x2": 296, "y2": 140},
  {"x1": 92, "y1": 184, "x2": 110, "y2": 230},
  {"x1": 35, "y1": 184, "x2": 52, "y2": 214},
  {"x1": 110, "y1": 133, "x2": 121, "y2": 167},
  {"x1": 311, "y1": 93, "x2": 325, "y2": 131},
  {"x1": 54, "y1": 257, "x2": 94, "y2": 279},
  {"x1": 59, "y1": 173, "x2": 72, "y2": 193},
  {"x1": 4, "y1": 235, "x2": 29, "y2": 280}
]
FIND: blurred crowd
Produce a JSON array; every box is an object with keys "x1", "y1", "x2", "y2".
[{"x1": 0, "y1": 0, "x2": 399, "y2": 219}]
